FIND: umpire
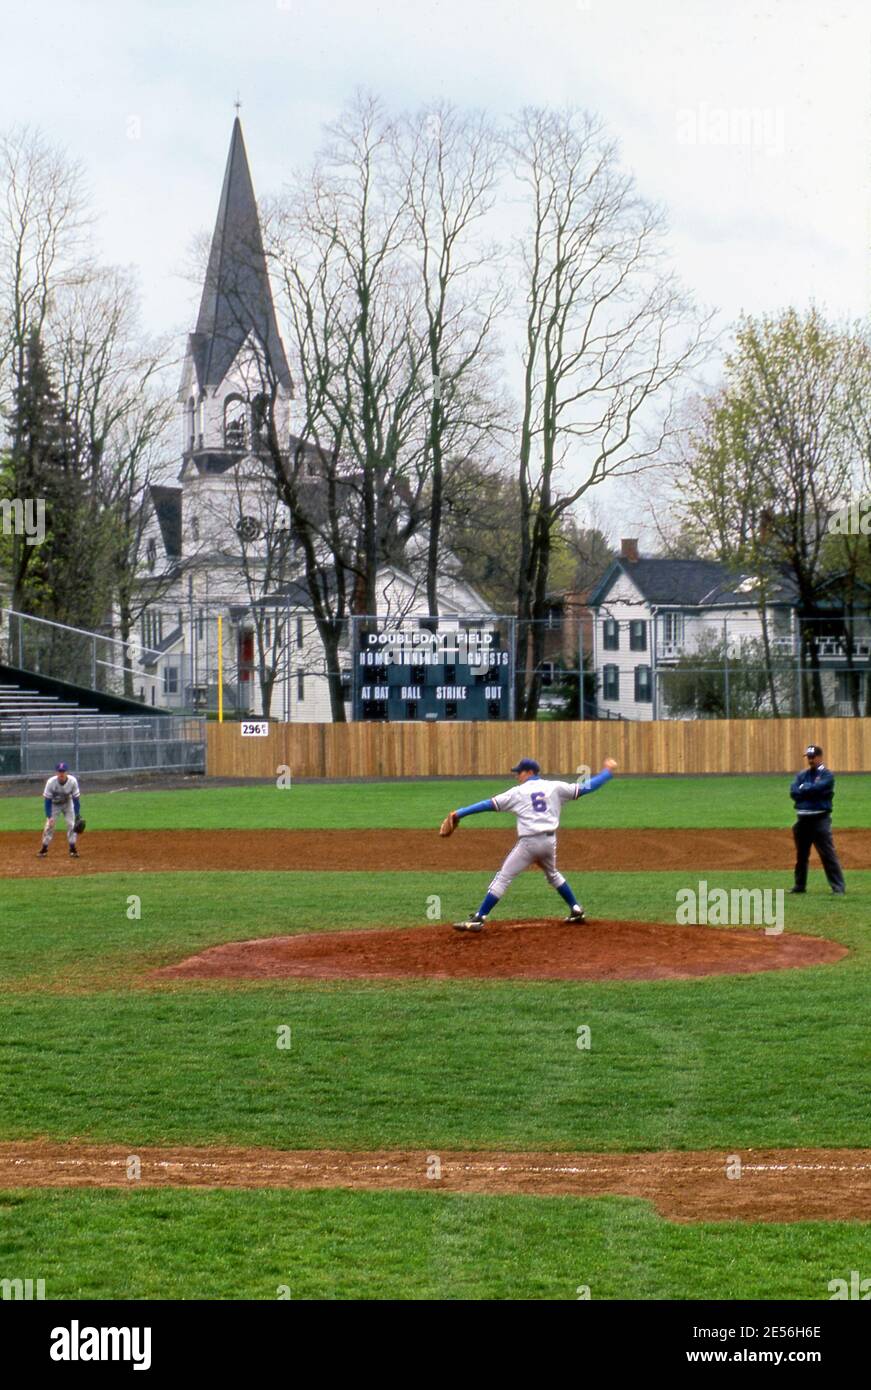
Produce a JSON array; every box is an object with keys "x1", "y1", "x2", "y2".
[{"x1": 789, "y1": 744, "x2": 846, "y2": 895}]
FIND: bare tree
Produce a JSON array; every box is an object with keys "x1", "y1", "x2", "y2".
[
  {"x1": 509, "y1": 107, "x2": 708, "y2": 716},
  {"x1": 277, "y1": 94, "x2": 431, "y2": 615},
  {"x1": 0, "y1": 125, "x2": 92, "y2": 417},
  {"x1": 45, "y1": 268, "x2": 175, "y2": 633},
  {"x1": 394, "y1": 102, "x2": 506, "y2": 617}
]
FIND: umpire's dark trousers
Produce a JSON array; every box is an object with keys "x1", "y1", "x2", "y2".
[{"x1": 793, "y1": 813, "x2": 845, "y2": 892}]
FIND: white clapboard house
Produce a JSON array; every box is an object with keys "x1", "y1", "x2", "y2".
[{"x1": 588, "y1": 539, "x2": 871, "y2": 720}]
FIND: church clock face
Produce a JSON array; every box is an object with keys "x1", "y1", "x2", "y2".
[{"x1": 236, "y1": 515, "x2": 261, "y2": 543}]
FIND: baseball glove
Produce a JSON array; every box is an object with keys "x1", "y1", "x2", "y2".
[
  {"x1": 439, "y1": 811, "x2": 459, "y2": 838},
  {"x1": 74, "y1": 817, "x2": 86, "y2": 835}
]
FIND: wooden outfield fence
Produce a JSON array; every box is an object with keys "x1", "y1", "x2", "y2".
[{"x1": 207, "y1": 717, "x2": 871, "y2": 779}]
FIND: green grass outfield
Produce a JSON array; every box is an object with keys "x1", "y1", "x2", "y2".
[
  {"x1": 1, "y1": 772, "x2": 869, "y2": 830},
  {"x1": 1, "y1": 775, "x2": 869, "y2": 1299}
]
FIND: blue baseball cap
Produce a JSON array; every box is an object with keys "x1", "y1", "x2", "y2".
[
  {"x1": 55, "y1": 762, "x2": 69, "y2": 772},
  {"x1": 511, "y1": 757, "x2": 540, "y2": 774}
]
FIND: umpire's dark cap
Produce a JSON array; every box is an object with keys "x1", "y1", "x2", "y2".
[
  {"x1": 805, "y1": 745, "x2": 823, "y2": 758},
  {"x1": 512, "y1": 758, "x2": 540, "y2": 774}
]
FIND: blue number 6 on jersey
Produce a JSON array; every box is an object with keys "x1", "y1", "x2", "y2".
[{"x1": 531, "y1": 792, "x2": 547, "y2": 813}]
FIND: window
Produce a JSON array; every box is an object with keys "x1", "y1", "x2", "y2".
[
  {"x1": 224, "y1": 395, "x2": 248, "y2": 449},
  {"x1": 142, "y1": 611, "x2": 163, "y2": 650},
  {"x1": 235, "y1": 515, "x2": 261, "y2": 543},
  {"x1": 629, "y1": 620, "x2": 647, "y2": 652},
  {"x1": 197, "y1": 610, "x2": 204, "y2": 641},
  {"x1": 539, "y1": 661, "x2": 555, "y2": 687},
  {"x1": 603, "y1": 618, "x2": 619, "y2": 651},
  {"x1": 146, "y1": 537, "x2": 157, "y2": 571},
  {"x1": 661, "y1": 613, "x2": 685, "y2": 648},
  {"x1": 296, "y1": 617, "x2": 304, "y2": 649},
  {"x1": 190, "y1": 517, "x2": 199, "y2": 543},
  {"x1": 634, "y1": 665, "x2": 652, "y2": 702},
  {"x1": 297, "y1": 670, "x2": 305, "y2": 702},
  {"x1": 603, "y1": 664, "x2": 619, "y2": 701},
  {"x1": 163, "y1": 666, "x2": 179, "y2": 695}
]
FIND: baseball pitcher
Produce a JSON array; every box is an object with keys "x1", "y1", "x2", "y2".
[
  {"x1": 440, "y1": 756, "x2": 618, "y2": 931},
  {"x1": 38, "y1": 762, "x2": 84, "y2": 859}
]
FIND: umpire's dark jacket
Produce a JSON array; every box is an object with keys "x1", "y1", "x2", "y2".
[{"x1": 790, "y1": 765, "x2": 835, "y2": 814}]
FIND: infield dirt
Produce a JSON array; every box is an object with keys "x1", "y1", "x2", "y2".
[
  {"x1": 2, "y1": 1142, "x2": 869, "y2": 1221},
  {"x1": 6, "y1": 826, "x2": 871, "y2": 876}
]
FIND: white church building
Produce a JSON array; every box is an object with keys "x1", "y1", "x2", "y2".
[{"x1": 132, "y1": 119, "x2": 491, "y2": 721}]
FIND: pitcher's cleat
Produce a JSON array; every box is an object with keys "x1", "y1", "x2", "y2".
[
  {"x1": 563, "y1": 904, "x2": 586, "y2": 923},
  {"x1": 69, "y1": 847, "x2": 80, "y2": 859},
  {"x1": 37, "y1": 847, "x2": 48, "y2": 858},
  {"x1": 453, "y1": 915, "x2": 485, "y2": 933}
]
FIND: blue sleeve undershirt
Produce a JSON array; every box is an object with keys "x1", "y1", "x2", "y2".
[
  {"x1": 44, "y1": 798, "x2": 52, "y2": 817},
  {"x1": 455, "y1": 799, "x2": 496, "y2": 818},
  {"x1": 576, "y1": 768, "x2": 613, "y2": 796}
]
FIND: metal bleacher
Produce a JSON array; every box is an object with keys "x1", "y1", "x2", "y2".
[{"x1": 0, "y1": 681, "x2": 100, "y2": 732}]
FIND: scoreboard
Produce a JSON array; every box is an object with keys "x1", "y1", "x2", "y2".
[{"x1": 353, "y1": 623, "x2": 513, "y2": 721}]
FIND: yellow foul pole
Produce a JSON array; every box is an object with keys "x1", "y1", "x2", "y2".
[{"x1": 217, "y1": 614, "x2": 223, "y2": 723}]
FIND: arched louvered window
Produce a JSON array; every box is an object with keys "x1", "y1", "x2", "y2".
[{"x1": 224, "y1": 395, "x2": 248, "y2": 449}]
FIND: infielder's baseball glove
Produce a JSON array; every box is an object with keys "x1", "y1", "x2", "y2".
[
  {"x1": 439, "y1": 811, "x2": 459, "y2": 837},
  {"x1": 74, "y1": 817, "x2": 86, "y2": 835}
]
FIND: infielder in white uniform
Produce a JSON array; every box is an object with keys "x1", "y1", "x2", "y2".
[
  {"x1": 440, "y1": 756, "x2": 617, "y2": 931},
  {"x1": 38, "y1": 762, "x2": 83, "y2": 859}
]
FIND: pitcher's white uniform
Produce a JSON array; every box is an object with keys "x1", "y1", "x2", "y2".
[{"x1": 488, "y1": 779, "x2": 582, "y2": 894}]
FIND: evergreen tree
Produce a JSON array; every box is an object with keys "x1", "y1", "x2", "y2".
[{"x1": 8, "y1": 328, "x2": 67, "y2": 616}]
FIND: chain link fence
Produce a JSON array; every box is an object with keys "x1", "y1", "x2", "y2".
[
  {"x1": 4, "y1": 602, "x2": 870, "y2": 723},
  {"x1": 0, "y1": 716, "x2": 206, "y2": 779}
]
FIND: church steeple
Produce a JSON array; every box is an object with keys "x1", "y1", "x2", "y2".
[{"x1": 186, "y1": 118, "x2": 291, "y2": 394}]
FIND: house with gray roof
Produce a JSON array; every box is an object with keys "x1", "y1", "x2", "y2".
[{"x1": 587, "y1": 539, "x2": 871, "y2": 719}]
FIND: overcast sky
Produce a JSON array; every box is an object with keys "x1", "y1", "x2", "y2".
[{"x1": 3, "y1": 0, "x2": 869, "y2": 534}]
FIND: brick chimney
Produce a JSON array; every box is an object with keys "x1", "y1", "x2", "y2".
[{"x1": 621, "y1": 538, "x2": 639, "y2": 564}]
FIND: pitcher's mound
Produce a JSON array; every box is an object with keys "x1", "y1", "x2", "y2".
[{"x1": 152, "y1": 918, "x2": 847, "y2": 983}]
